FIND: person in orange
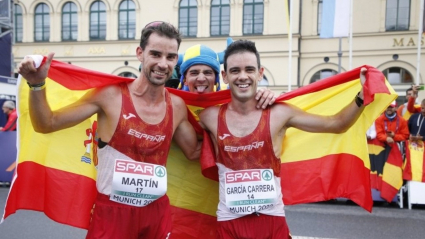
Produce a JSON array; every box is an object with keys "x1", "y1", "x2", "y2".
[
  {"x1": 376, "y1": 101, "x2": 410, "y2": 145},
  {"x1": 199, "y1": 39, "x2": 368, "y2": 239},
  {"x1": 18, "y1": 21, "x2": 200, "y2": 239},
  {"x1": 0, "y1": 101, "x2": 17, "y2": 131},
  {"x1": 397, "y1": 86, "x2": 421, "y2": 120}
]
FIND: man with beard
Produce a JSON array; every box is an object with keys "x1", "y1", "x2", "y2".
[
  {"x1": 18, "y1": 21, "x2": 200, "y2": 239},
  {"x1": 376, "y1": 101, "x2": 409, "y2": 145}
]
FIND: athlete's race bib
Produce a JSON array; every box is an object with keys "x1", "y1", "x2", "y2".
[
  {"x1": 224, "y1": 169, "x2": 277, "y2": 215},
  {"x1": 110, "y1": 159, "x2": 167, "y2": 207}
]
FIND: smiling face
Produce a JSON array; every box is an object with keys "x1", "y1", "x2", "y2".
[
  {"x1": 184, "y1": 64, "x2": 216, "y2": 94},
  {"x1": 137, "y1": 32, "x2": 179, "y2": 86},
  {"x1": 222, "y1": 51, "x2": 263, "y2": 102}
]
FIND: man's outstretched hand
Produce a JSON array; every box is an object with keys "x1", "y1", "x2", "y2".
[{"x1": 18, "y1": 52, "x2": 55, "y2": 86}]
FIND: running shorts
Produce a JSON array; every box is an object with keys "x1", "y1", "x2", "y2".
[
  {"x1": 86, "y1": 193, "x2": 172, "y2": 239},
  {"x1": 216, "y1": 213, "x2": 291, "y2": 239}
]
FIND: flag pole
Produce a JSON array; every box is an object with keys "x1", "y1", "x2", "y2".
[
  {"x1": 416, "y1": 0, "x2": 424, "y2": 85},
  {"x1": 338, "y1": 38, "x2": 342, "y2": 73},
  {"x1": 348, "y1": 0, "x2": 353, "y2": 70},
  {"x1": 288, "y1": 0, "x2": 293, "y2": 92}
]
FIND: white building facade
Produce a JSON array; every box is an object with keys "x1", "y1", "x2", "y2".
[{"x1": 11, "y1": 0, "x2": 425, "y2": 101}]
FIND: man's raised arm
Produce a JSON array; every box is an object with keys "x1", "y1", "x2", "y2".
[{"x1": 18, "y1": 53, "x2": 101, "y2": 133}]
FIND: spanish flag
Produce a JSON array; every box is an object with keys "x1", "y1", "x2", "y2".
[
  {"x1": 404, "y1": 140, "x2": 425, "y2": 182},
  {"x1": 177, "y1": 66, "x2": 396, "y2": 215},
  {"x1": 2, "y1": 57, "x2": 395, "y2": 238},
  {"x1": 368, "y1": 138, "x2": 404, "y2": 202}
]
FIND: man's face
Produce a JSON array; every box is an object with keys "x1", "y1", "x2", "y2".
[
  {"x1": 185, "y1": 65, "x2": 216, "y2": 94},
  {"x1": 2, "y1": 105, "x2": 10, "y2": 114},
  {"x1": 386, "y1": 106, "x2": 396, "y2": 116},
  {"x1": 222, "y1": 52, "x2": 263, "y2": 101},
  {"x1": 406, "y1": 90, "x2": 413, "y2": 101},
  {"x1": 137, "y1": 33, "x2": 179, "y2": 86}
]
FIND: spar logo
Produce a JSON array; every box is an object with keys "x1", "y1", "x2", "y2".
[
  {"x1": 225, "y1": 169, "x2": 273, "y2": 183},
  {"x1": 262, "y1": 170, "x2": 273, "y2": 181},
  {"x1": 155, "y1": 166, "x2": 166, "y2": 177},
  {"x1": 226, "y1": 170, "x2": 261, "y2": 183},
  {"x1": 115, "y1": 159, "x2": 154, "y2": 176}
]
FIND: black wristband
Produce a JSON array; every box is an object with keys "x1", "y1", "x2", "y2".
[
  {"x1": 355, "y1": 92, "x2": 364, "y2": 108},
  {"x1": 27, "y1": 81, "x2": 46, "y2": 88}
]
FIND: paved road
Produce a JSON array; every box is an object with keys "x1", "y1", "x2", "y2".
[
  {"x1": 0, "y1": 186, "x2": 424, "y2": 239},
  {"x1": 286, "y1": 200, "x2": 425, "y2": 239},
  {"x1": 0, "y1": 186, "x2": 86, "y2": 239}
]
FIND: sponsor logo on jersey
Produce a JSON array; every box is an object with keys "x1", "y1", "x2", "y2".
[
  {"x1": 123, "y1": 113, "x2": 136, "y2": 120},
  {"x1": 128, "y1": 129, "x2": 166, "y2": 142},
  {"x1": 219, "y1": 134, "x2": 231, "y2": 140},
  {"x1": 224, "y1": 141, "x2": 264, "y2": 152},
  {"x1": 226, "y1": 170, "x2": 261, "y2": 183}
]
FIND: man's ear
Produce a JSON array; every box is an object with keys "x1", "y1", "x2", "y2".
[
  {"x1": 221, "y1": 70, "x2": 229, "y2": 84},
  {"x1": 258, "y1": 67, "x2": 264, "y2": 82},
  {"x1": 136, "y1": 46, "x2": 143, "y2": 63}
]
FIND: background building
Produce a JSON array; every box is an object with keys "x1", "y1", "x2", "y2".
[
  {"x1": 10, "y1": 0, "x2": 425, "y2": 102},
  {"x1": 1, "y1": 0, "x2": 14, "y2": 126}
]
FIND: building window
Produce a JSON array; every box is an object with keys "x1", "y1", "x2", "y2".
[
  {"x1": 90, "y1": 1, "x2": 106, "y2": 40},
  {"x1": 243, "y1": 0, "x2": 263, "y2": 35},
  {"x1": 179, "y1": 0, "x2": 198, "y2": 37},
  {"x1": 62, "y1": 2, "x2": 78, "y2": 41},
  {"x1": 119, "y1": 72, "x2": 137, "y2": 78},
  {"x1": 210, "y1": 0, "x2": 230, "y2": 36},
  {"x1": 118, "y1": 0, "x2": 135, "y2": 39},
  {"x1": 383, "y1": 67, "x2": 413, "y2": 84},
  {"x1": 317, "y1": 0, "x2": 323, "y2": 34},
  {"x1": 14, "y1": 4, "x2": 23, "y2": 43},
  {"x1": 34, "y1": 3, "x2": 50, "y2": 42},
  {"x1": 386, "y1": 0, "x2": 410, "y2": 31},
  {"x1": 310, "y1": 69, "x2": 337, "y2": 83}
]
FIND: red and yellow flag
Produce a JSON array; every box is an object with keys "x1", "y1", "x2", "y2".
[
  {"x1": 367, "y1": 138, "x2": 404, "y2": 202},
  {"x1": 404, "y1": 140, "x2": 425, "y2": 182},
  {"x1": 174, "y1": 66, "x2": 396, "y2": 212},
  {"x1": 2, "y1": 58, "x2": 396, "y2": 238}
]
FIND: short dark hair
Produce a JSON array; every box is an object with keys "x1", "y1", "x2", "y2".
[
  {"x1": 406, "y1": 87, "x2": 413, "y2": 95},
  {"x1": 139, "y1": 22, "x2": 181, "y2": 50},
  {"x1": 223, "y1": 40, "x2": 261, "y2": 71}
]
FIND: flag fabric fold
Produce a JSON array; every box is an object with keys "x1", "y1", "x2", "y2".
[
  {"x1": 2, "y1": 76, "x2": 100, "y2": 229},
  {"x1": 404, "y1": 140, "x2": 425, "y2": 182},
  {"x1": 367, "y1": 138, "x2": 404, "y2": 202},
  {"x1": 2, "y1": 57, "x2": 396, "y2": 237}
]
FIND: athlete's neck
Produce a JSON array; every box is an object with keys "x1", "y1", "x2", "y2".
[
  {"x1": 130, "y1": 77, "x2": 165, "y2": 104},
  {"x1": 228, "y1": 98, "x2": 259, "y2": 115}
]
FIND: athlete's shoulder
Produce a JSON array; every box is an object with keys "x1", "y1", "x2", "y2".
[
  {"x1": 270, "y1": 101, "x2": 293, "y2": 112},
  {"x1": 200, "y1": 105, "x2": 220, "y2": 121},
  {"x1": 169, "y1": 93, "x2": 186, "y2": 108}
]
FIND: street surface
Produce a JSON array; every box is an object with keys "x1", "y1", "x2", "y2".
[{"x1": 0, "y1": 186, "x2": 424, "y2": 239}]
